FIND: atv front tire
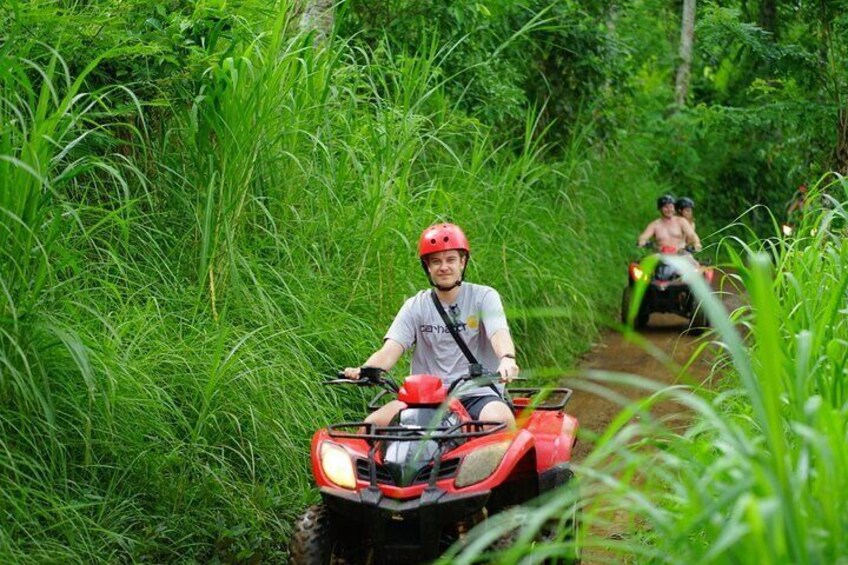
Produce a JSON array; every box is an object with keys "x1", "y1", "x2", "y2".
[
  {"x1": 290, "y1": 504, "x2": 363, "y2": 565},
  {"x1": 621, "y1": 287, "x2": 649, "y2": 330},
  {"x1": 688, "y1": 299, "x2": 709, "y2": 335}
]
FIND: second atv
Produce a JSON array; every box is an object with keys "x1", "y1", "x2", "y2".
[{"x1": 621, "y1": 245, "x2": 714, "y2": 332}]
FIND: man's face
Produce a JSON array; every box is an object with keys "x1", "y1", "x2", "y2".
[
  {"x1": 680, "y1": 207, "x2": 693, "y2": 221},
  {"x1": 660, "y1": 202, "x2": 675, "y2": 218},
  {"x1": 425, "y1": 250, "x2": 466, "y2": 286}
]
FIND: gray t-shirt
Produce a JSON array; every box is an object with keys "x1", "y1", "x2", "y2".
[{"x1": 385, "y1": 283, "x2": 510, "y2": 397}]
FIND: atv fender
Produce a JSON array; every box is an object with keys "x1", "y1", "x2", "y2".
[{"x1": 521, "y1": 411, "x2": 578, "y2": 470}]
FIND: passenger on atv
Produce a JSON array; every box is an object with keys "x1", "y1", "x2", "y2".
[
  {"x1": 343, "y1": 222, "x2": 519, "y2": 430},
  {"x1": 675, "y1": 196, "x2": 697, "y2": 231},
  {"x1": 638, "y1": 194, "x2": 702, "y2": 254}
]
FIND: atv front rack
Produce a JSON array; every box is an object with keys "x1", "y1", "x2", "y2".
[
  {"x1": 327, "y1": 421, "x2": 507, "y2": 488},
  {"x1": 509, "y1": 387, "x2": 573, "y2": 411},
  {"x1": 327, "y1": 420, "x2": 506, "y2": 442}
]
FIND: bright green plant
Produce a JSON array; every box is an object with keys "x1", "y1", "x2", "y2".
[{"x1": 0, "y1": 3, "x2": 662, "y2": 561}]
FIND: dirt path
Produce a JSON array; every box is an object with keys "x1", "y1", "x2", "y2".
[
  {"x1": 567, "y1": 314, "x2": 713, "y2": 461},
  {"x1": 559, "y1": 271, "x2": 742, "y2": 563},
  {"x1": 567, "y1": 270, "x2": 741, "y2": 461}
]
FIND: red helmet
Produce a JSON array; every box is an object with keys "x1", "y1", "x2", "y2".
[{"x1": 417, "y1": 223, "x2": 470, "y2": 258}]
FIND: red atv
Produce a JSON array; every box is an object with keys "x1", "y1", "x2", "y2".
[
  {"x1": 290, "y1": 366, "x2": 579, "y2": 564},
  {"x1": 622, "y1": 244, "x2": 714, "y2": 332}
]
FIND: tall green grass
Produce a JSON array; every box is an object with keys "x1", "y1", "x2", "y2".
[
  {"x1": 0, "y1": 4, "x2": 659, "y2": 561},
  {"x1": 450, "y1": 177, "x2": 848, "y2": 563}
]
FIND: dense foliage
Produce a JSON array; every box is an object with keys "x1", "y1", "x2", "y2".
[
  {"x1": 447, "y1": 179, "x2": 848, "y2": 564},
  {"x1": 1, "y1": 0, "x2": 845, "y2": 562},
  {"x1": 0, "y1": 0, "x2": 644, "y2": 561}
]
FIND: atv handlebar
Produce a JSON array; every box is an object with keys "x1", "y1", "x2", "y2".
[
  {"x1": 326, "y1": 366, "x2": 399, "y2": 393},
  {"x1": 636, "y1": 241, "x2": 705, "y2": 257},
  {"x1": 327, "y1": 366, "x2": 522, "y2": 400}
]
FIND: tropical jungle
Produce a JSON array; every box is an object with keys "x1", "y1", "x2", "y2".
[{"x1": 1, "y1": 0, "x2": 846, "y2": 563}]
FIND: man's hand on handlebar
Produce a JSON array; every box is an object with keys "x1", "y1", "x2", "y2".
[
  {"x1": 497, "y1": 356, "x2": 519, "y2": 383},
  {"x1": 342, "y1": 366, "x2": 387, "y2": 382}
]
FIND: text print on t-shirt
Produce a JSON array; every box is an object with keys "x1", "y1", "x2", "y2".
[{"x1": 419, "y1": 322, "x2": 468, "y2": 333}]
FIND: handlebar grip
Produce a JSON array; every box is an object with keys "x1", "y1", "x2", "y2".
[{"x1": 360, "y1": 366, "x2": 384, "y2": 380}]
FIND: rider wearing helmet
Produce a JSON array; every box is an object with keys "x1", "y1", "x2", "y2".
[
  {"x1": 675, "y1": 197, "x2": 696, "y2": 230},
  {"x1": 638, "y1": 194, "x2": 701, "y2": 252},
  {"x1": 344, "y1": 222, "x2": 519, "y2": 429},
  {"x1": 787, "y1": 184, "x2": 807, "y2": 218}
]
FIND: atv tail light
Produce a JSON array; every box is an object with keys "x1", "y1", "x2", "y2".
[
  {"x1": 455, "y1": 441, "x2": 510, "y2": 488},
  {"x1": 320, "y1": 442, "x2": 356, "y2": 489}
]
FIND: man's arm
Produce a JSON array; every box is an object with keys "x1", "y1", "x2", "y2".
[
  {"x1": 490, "y1": 329, "x2": 519, "y2": 382},
  {"x1": 343, "y1": 339, "x2": 405, "y2": 379},
  {"x1": 637, "y1": 221, "x2": 656, "y2": 247},
  {"x1": 679, "y1": 218, "x2": 702, "y2": 251}
]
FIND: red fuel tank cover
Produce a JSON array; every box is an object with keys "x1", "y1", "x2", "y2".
[{"x1": 398, "y1": 374, "x2": 447, "y2": 404}]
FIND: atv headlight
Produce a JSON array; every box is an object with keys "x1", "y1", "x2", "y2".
[
  {"x1": 455, "y1": 441, "x2": 510, "y2": 488},
  {"x1": 632, "y1": 265, "x2": 649, "y2": 282},
  {"x1": 320, "y1": 442, "x2": 356, "y2": 489}
]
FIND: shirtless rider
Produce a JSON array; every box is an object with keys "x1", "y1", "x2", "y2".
[{"x1": 638, "y1": 194, "x2": 701, "y2": 252}]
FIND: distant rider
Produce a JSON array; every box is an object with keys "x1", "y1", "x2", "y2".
[
  {"x1": 786, "y1": 184, "x2": 807, "y2": 219},
  {"x1": 638, "y1": 194, "x2": 701, "y2": 252},
  {"x1": 344, "y1": 222, "x2": 519, "y2": 429}
]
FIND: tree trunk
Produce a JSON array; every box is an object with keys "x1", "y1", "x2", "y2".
[
  {"x1": 819, "y1": 0, "x2": 847, "y2": 175},
  {"x1": 759, "y1": 0, "x2": 778, "y2": 39},
  {"x1": 837, "y1": 107, "x2": 848, "y2": 176},
  {"x1": 674, "y1": 0, "x2": 697, "y2": 107},
  {"x1": 299, "y1": 0, "x2": 335, "y2": 46}
]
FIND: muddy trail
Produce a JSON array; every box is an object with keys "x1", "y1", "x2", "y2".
[
  {"x1": 567, "y1": 269, "x2": 742, "y2": 461},
  {"x1": 559, "y1": 270, "x2": 743, "y2": 562},
  {"x1": 566, "y1": 313, "x2": 713, "y2": 461}
]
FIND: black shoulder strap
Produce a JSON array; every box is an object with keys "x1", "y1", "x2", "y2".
[{"x1": 430, "y1": 290, "x2": 479, "y2": 365}]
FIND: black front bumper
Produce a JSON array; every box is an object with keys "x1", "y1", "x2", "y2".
[
  {"x1": 645, "y1": 282, "x2": 692, "y2": 316},
  {"x1": 321, "y1": 486, "x2": 489, "y2": 563}
]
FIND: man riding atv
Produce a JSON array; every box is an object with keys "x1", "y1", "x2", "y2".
[
  {"x1": 638, "y1": 194, "x2": 701, "y2": 253},
  {"x1": 288, "y1": 223, "x2": 580, "y2": 564},
  {"x1": 624, "y1": 195, "x2": 712, "y2": 331},
  {"x1": 344, "y1": 222, "x2": 519, "y2": 430}
]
